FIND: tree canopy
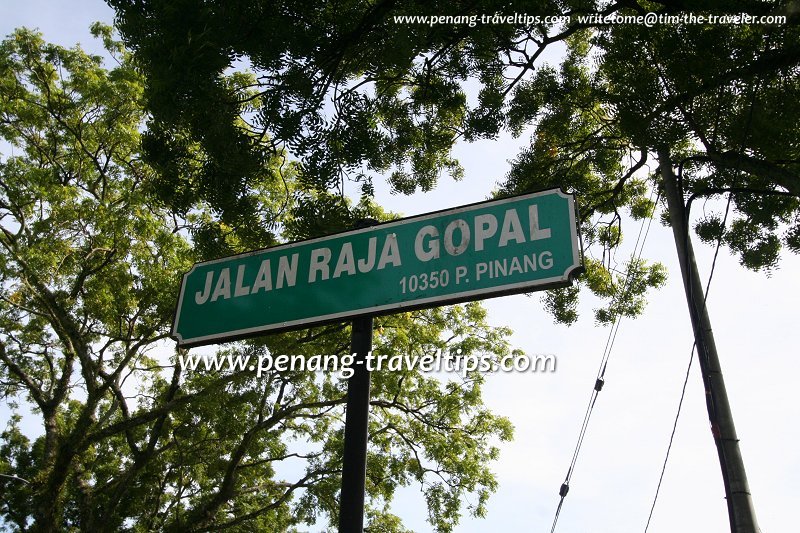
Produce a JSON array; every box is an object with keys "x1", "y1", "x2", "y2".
[
  {"x1": 4, "y1": 0, "x2": 799, "y2": 529},
  {"x1": 106, "y1": 0, "x2": 800, "y2": 323},
  {"x1": 0, "y1": 29, "x2": 514, "y2": 532}
]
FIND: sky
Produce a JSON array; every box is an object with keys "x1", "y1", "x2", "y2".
[{"x1": 1, "y1": 2, "x2": 798, "y2": 532}]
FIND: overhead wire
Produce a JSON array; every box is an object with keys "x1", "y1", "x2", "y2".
[{"x1": 550, "y1": 184, "x2": 660, "y2": 532}]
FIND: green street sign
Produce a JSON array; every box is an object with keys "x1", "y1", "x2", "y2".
[{"x1": 172, "y1": 188, "x2": 583, "y2": 346}]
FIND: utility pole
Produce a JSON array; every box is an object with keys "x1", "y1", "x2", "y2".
[{"x1": 659, "y1": 149, "x2": 759, "y2": 533}]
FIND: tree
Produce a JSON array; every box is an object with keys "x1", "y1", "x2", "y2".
[
  {"x1": 498, "y1": 7, "x2": 797, "y2": 530},
  {"x1": 98, "y1": 2, "x2": 800, "y2": 530},
  {"x1": 499, "y1": 3, "x2": 799, "y2": 323},
  {"x1": 0, "y1": 29, "x2": 514, "y2": 532},
  {"x1": 104, "y1": 0, "x2": 665, "y2": 324},
  {"x1": 107, "y1": 0, "x2": 800, "y2": 322}
]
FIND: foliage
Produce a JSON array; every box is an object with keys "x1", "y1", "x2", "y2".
[
  {"x1": 0, "y1": 29, "x2": 514, "y2": 532},
  {"x1": 508, "y1": 2, "x2": 799, "y2": 320},
  {"x1": 106, "y1": 0, "x2": 800, "y2": 323},
  {"x1": 593, "y1": 3, "x2": 800, "y2": 272}
]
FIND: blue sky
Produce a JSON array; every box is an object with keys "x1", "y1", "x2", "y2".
[{"x1": 1, "y1": 2, "x2": 798, "y2": 531}]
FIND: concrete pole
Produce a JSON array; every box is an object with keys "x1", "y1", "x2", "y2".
[{"x1": 659, "y1": 148, "x2": 759, "y2": 533}]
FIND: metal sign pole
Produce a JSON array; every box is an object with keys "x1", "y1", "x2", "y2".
[{"x1": 338, "y1": 315, "x2": 373, "y2": 532}]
